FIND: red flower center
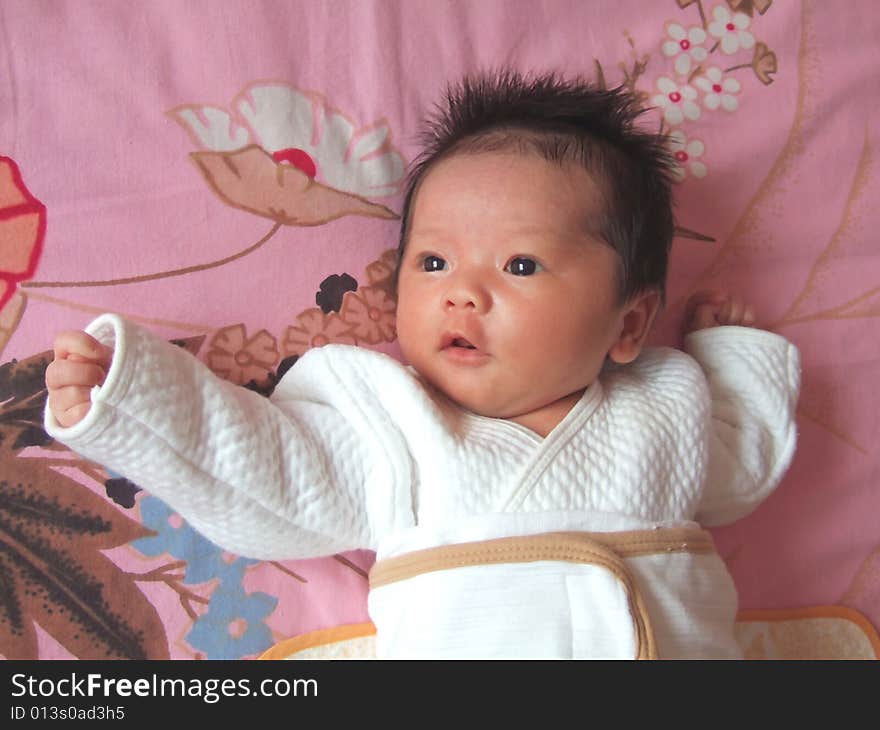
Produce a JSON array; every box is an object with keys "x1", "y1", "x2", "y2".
[
  {"x1": 675, "y1": 151, "x2": 689, "y2": 162},
  {"x1": 311, "y1": 333, "x2": 329, "y2": 348},
  {"x1": 368, "y1": 306, "x2": 382, "y2": 322},
  {"x1": 669, "y1": 91, "x2": 682, "y2": 103},
  {"x1": 726, "y1": 22, "x2": 736, "y2": 31},
  {"x1": 680, "y1": 39, "x2": 691, "y2": 50},
  {"x1": 273, "y1": 148, "x2": 318, "y2": 178},
  {"x1": 713, "y1": 83, "x2": 723, "y2": 93}
]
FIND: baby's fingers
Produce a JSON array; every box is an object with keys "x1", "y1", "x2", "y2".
[
  {"x1": 683, "y1": 290, "x2": 758, "y2": 332},
  {"x1": 53, "y1": 330, "x2": 113, "y2": 367},
  {"x1": 687, "y1": 303, "x2": 722, "y2": 332},
  {"x1": 683, "y1": 289, "x2": 737, "y2": 334},
  {"x1": 45, "y1": 358, "x2": 107, "y2": 391},
  {"x1": 47, "y1": 386, "x2": 94, "y2": 428},
  {"x1": 717, "y1": 296, "x2": 756, "y2": 327}
]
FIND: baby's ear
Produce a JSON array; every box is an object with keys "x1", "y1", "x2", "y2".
[{"x1": 608, "y1": 289, "x2": 662, "y2": 364}]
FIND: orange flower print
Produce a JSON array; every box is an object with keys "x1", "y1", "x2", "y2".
[
  {"x1": 340, "y1": 286, "x2": 397, "y2": 344},
  {"x1": 206, "y1": 325, "x2": 279, "y2": 385},
  {"x1": 282, "y1": 308, "x2": 356, "y2": 358},
  {"x1": 1, "y1": 157, "x2": 45, "y2": 314}
]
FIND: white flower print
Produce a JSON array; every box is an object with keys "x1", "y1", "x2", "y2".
[
  {"x1": 707, "y1": 4, "x2": 755, "y2": 55},
  {"x1": 170, "y1": 83, "x2": 405, "y2": 197},
  {"x1": 652, "y1": 77, "x2": 701, "y2": 126},
  {"x1": 662, "y1": 22, "x2": 708, "y2": 77},
  {"x1": 694, "y1": 67, "x2": 742, "y2": 111},
  {"x1": 668, "y1": 130, "x2": 708, "y2": 181}
]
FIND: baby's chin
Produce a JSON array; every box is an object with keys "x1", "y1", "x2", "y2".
[
  {"x1": 436, "y1": 386, "x2": 536, "y2": 423},
  {"x1": 414, "y1": 374, "x2": 511, "y2": 419}
]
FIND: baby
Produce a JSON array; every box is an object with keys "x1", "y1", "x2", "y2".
[{"x1": 45, "y1": 71, "x2": 800, "y2": 659}]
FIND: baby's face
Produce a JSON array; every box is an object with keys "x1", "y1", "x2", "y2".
[{"x1": 396, "y1": 151, "x2": 630, "y2": 428}]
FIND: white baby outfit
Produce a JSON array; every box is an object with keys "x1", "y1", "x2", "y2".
[{"x1": 44, "y1": 314, "x2": 800, "y2": 659}]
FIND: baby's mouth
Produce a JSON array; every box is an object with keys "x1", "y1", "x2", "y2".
[
  {"x1": 441, "y1": 332, "x2": 485, "y2": 354},
  {"x1": 441, "y1": 331, "x2": 489, "y2": 364}
]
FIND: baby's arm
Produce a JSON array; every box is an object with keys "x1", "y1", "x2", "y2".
[
  {"x1": 43, "y1": 315, "x2": 402, "y2": 559},
  {"x1": 682, "y1": 290, "x2": 801, "y2": 526}
]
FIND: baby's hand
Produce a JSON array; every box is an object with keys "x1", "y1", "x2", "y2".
[
  {"x1": 683, "y1": 290, "x2": 756, "y2": 335},
  {"x1": 45, "y1": 331, "x2": 114, "y2": 428}
]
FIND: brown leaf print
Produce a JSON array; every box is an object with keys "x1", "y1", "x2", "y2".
[
  {"x1": 728, "y1": 0, "x2": 772, "y2": 17},
  {"x1": 0, "y1": 350, "x2": 55, "y2": 453},
  {"x1": 0, "y1": 291, "x2": 26, "y2": 358},
  {"x1": 0, "y1": 350, "x2": 169, "y2": 658},
  {"x1": 191, "y1": 145, "x2": 398, "y2": 226},
  {"x1": 619, "y1": 32, "x2": 650, "y2": 107},
  {"x1": 752, "y1": 41, "x2": 778, "y2": 85},
  {"x1": 0, "y1": 454, "x2": 169, "y2": 659}
]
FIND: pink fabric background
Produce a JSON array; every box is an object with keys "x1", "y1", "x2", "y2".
[{"x1": 1, "y1": 0, "x2": 878, "y2": 658}]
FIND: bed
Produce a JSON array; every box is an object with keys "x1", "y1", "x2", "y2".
[{"x1": 1, "y1": 0, "x2": 878, "y2": 660}]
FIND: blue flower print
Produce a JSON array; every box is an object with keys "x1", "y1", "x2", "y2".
[
  {"x1": 131, "y1": 495, "x2": 258, "y2": 584},
  {"x1": 130, "y1": 494, "x2": 278, "y2": 659},
  {"x1": 186, "y1": 579, "x2": 278, "y2": 659}
]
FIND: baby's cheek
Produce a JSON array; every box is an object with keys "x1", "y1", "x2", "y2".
[
  {"x1": 394, "y1": 308, "x2": 417, "y2": 352},
  {"x1": 394, "y1": 310, "x2": 429, "y2": 369}
]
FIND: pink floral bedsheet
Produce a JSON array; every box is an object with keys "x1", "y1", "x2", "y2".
[{"x1": 1, "y1": 0, "x2": 878, "y2": 659}]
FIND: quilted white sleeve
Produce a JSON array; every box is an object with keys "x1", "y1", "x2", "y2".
[
  {"x1": 684, "y1": 326, "x2": 801, "y2": 527},
  {"x1": 43, "y1": 314, "x2": 407, "y2": 559}
]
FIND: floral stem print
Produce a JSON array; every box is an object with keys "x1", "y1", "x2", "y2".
[
  {"x1": 269, "y1": 561, "x2": 308, "y2": 584},
  {"x1": 333, "y1": 554, "x2": 369, "y2": 579},
  {"x1": 134, "y1": 562, "x2": 210, "y2": 622},
  {"x1": 23, "y1": 222, "x2": 282, "y2": 290},
  {"x1": 21, "y1": 291, "x2": 214, "y2": 333}
]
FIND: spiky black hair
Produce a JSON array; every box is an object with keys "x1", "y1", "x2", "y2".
[{"x1": 394, "y1": 69, "x2": 676, "y2": 303}]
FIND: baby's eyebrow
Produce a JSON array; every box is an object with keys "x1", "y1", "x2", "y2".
[
  {"x1": 407, "y1": 228, "x2": 444, "y2": 240},
  {"x1": 407, "y1": 225, "x2": 602, "y2": 253},
  {"x1": 411, "y1": 225, "x2": 577, "y2": 240},
  {"x1": 508, "y1": 227, "x2": 602, "y2": 249}
]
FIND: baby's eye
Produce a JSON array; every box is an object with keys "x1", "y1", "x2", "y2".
[
  {"x1": 422, "y1": 255, "x2": 447, "y2": 272},
  {"x1": 505, "y1": 257, "x2": 542, "y2": 276}
]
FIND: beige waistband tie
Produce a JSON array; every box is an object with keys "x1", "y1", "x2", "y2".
[{"x1": 369, "y1": 527, "x2": 716, "y2": 660}]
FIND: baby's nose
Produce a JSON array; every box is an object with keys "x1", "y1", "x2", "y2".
[{"x1": 444, "y1": 278, "x2": 490, "y2": 312}]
